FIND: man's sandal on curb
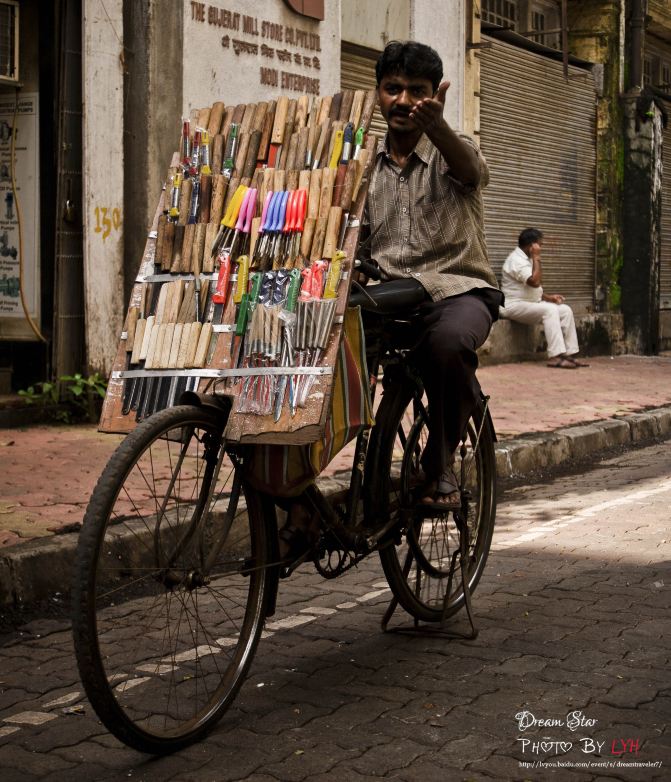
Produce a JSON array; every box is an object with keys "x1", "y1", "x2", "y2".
[{"x1": 547, "y1": 356, "x2": 579, "y2": 369}]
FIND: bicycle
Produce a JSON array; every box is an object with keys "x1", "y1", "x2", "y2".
[{"x1": 71, "y1": 268, "x2": 497, "y2": 754}]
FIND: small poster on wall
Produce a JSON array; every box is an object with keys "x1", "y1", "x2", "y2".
[{"x1": 0, "y1": 92, "x2": 40, "y2": 340}]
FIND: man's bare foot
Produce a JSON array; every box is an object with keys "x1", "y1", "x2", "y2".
[{"x1": 278, "y1": 499, "x2": 319, "y2": 561}]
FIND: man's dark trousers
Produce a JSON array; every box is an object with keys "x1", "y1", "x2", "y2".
[{"x1": 411, "y1": 289, "x2": 500, "y2": 481}]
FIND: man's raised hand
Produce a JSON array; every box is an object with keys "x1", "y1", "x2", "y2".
[{"x1": 409, "y1": 81, "x2": 450, "y2": 134}]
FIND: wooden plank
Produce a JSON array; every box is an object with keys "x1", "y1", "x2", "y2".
[{"x1": 99, "y1": 96, "x2": 376, "y2": 439}]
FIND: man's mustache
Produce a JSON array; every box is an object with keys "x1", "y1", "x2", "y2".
[{"x1": 390, "y1": 108, "x2": 411, "y2": 117}]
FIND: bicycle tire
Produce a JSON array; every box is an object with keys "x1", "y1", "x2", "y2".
[
  {"x1": 367, "y1": 385, "x2": 496, "y2": 622},
  {"x1": 72, "y1": 404, "x2": 274, "y2": 754}
]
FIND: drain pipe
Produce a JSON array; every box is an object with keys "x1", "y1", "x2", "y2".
[{"x1": 629, "y1": 0, "x2": 646, "y2": 91}]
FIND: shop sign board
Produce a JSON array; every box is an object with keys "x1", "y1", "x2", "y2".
[
  {"x1": 183, "y1": 0, "x2": 339, "y2": 113},
  {"x1": 0, "y1": 92, "x2": 40, "y2": 341}
]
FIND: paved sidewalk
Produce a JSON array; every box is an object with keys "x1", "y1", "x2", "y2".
[{"x1": 0, "y1": 354, "x2": 670, "y2": 604}]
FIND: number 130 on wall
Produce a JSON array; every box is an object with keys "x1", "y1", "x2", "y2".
[{"x1": 93, "y1": 206, "x2": 122, "y2": 240}]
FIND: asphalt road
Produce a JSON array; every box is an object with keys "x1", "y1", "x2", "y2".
[{"x1": 0, "y1": 441, "x2": 669, "y2": 781}]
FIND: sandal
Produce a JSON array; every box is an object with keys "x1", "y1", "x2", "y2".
[
  {"x1": 567, "y1": 357, "x2": 590, "y2": 367},
  {"x1": 547, "y1": 357, "x2": 578, "y2": 369},
  {"x1": 418, "y1": 470, "x2": 461, "y2": 514}
]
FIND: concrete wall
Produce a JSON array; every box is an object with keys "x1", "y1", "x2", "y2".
[
  {"x1": 410, "y1": 0, "x2": 465, "y2": 131},
  {"x1": 82, "y1": 0, "x2": 125, "y2": 375},
  {"x1": 621, "y1": 97, "x2": 663, "y2": 354},
  {"x1": 660, "y1": 312, "x2": 671, "y2": 350},
  {"x1": 341, "y1": 0, "x2": 410, "y2": 50},
  {"x1": 567, "y1": 1, "x2": 624, "y2": 314},
  {"x1": 340, "y1": 0, "x2": 467, "y2": 131},
  {"x1": 123, "y1": 0, "x2": 183, "y2": 305}
]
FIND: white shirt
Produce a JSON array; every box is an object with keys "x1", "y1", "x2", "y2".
[{"x1": 501, "y1": 246, "x2": 543, "y2": 303}]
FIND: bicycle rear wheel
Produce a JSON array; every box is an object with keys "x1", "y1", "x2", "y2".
[
  {"x1": 368, "y1": 386, "x2": 496, "y2": 623},
  {"x1": 72, "y1": 404, "x2": 274, "y2": 754}
]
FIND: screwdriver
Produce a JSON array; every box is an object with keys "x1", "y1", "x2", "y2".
[
  {"x1": 273, "y1": 268, "x2": 301, "y2": 420},
  {"x1": 288, "y1": 189, "x2": 307, "y2": 268},
  {"x1": 168, "y1": 172, "x2": 182, "y2": 222},
  {"x1": 251, "y1": 190, "x2": 274, "y2": 268},
  {"x1": 222, "y1": 123, "x2": 240, "y2": 178},
  {"x1": 269, "y1": 189, "x2": 290, "y2": 269},
  {"x1": 328, "y1": 129, "x2": 344, "y2": 169},
  {"x1": 254, "y1": 190, "x2": 281, "y2": 270},
  {"x1": 211, "y1": 184, "x2": 248, "y2": 258}
]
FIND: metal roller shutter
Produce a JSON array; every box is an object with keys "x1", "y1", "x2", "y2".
[
  {"x1": 479, "y1": 36, "x2": 597, "y2": 312},
  {"x1": 661, "y1": 100, "x2": 671, "y2": 309},
  {"x1": 340, "y1": 43, "x2": 387, "y2": 139}
]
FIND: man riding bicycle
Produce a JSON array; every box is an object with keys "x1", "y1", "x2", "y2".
[{"x1": 281, "y1": 40, "x2": 502, "y2": 557}]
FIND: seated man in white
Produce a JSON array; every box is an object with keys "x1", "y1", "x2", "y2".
[{"x1": 500, "y1": 228, "x2": 588, "y2": 368}]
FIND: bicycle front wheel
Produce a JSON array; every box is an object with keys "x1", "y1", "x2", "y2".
[
  {"x1": 72, "y1": 404, "x2": 273, "y2": 754},
  {"x1": 369, "y1": 388, "x2": 496, "y2": 623}
]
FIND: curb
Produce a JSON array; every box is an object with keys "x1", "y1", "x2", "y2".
[
  {"x1": 1, "y1": 406, "x2": 670, "y2": 609},
  {"x1": 495, "y1": 406, "x2": 671, "y2": 479}
]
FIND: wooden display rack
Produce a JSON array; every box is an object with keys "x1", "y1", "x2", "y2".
[{"x1": 99, "y1": 90, "x2": 378, "y2": 445}]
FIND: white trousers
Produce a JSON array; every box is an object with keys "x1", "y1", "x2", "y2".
[{"x1": 501, "y1": 300, "x2": 579, "y2": 358}]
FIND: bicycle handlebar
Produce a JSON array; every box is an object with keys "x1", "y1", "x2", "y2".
[{"x1": 354, "y1": 259, "x2": 382, "y2": 281}]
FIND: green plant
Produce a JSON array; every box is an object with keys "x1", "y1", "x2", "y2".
[{"x1": 18, "y1": 372, "x2": 107, "y2": 423}]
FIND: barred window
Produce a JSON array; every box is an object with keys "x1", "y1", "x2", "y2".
[
  {"x1": 530, "y1": 6, "x2": 560, "y2": 50},
  {"x1": 481, "y1": 0, "x2": 517, "y2": 29}
]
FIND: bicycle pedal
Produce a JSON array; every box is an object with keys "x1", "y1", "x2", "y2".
[{"x1": 279, "y1": 548, "x2": 317, "y2": 579}]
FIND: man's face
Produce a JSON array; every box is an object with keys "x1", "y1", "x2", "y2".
[{"x1": 377, "y1": 73, "x2": 435, "y2": 133}]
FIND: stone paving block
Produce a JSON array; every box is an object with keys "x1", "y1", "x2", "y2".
[
  {"x1": 319, "y1": 697, "x2": 396, "y2": 730},
  {"x1": 467, "y1": 752, "x2": 556, "y2": 781},
  {"x1": 52, "y1": 738, "x2": 136, "y2": 769},
  {"x1": 298, "y1": 723, "x2": 392, "y2": 753},
  {"x1": 243, "y1": 701, "x2": 333, "y2": 736},
  {"x1": 273, "y1": 682, "x2": 349, "y2": 711},
  {"x1": 262, "y1": 741, "x2": 363, "y2": 782},
  {"x1": 396, "y1": 761, "x2": 493, "y2": 782},
  {"x1": 305, "y1": 770, "x2": 378, "y2": 782},
  {"x1": 348, "y1": 735, "x2": 426, "y2": 776},
  {"x1": 486, "y1": 654, "x2": 549, "y2": 676},
  {"x1": 601, "y1": 681, "x2": 660, "y2": 709},
  {"x1": 40, "y1": 765, "x2": 114, "y2": 782},
  {"x1": 535, "y1": 666, "x2": 607, "y2": 691},
  {"x1": 0, "y1": 742, "x2": 75, "y2": 776},
  {"x1": 376, "y1": 716, "x2": 463, "y2": 750},
  {"x1": 638, "y1": 693, "x2": 671, "y2": 721}
]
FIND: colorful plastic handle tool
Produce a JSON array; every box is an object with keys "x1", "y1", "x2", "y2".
[
  {"x1": 235, "y1": 188, "x2": 254, "y2": 232},
  {"x1": 222, "y1": 185, "x2": 248, "y2": 227},
  {"x1": 233, "y1": 255, "x2": 250, "y2": 304},
  {"x1": 242, "y1": 188, "x2": 257, "y2": 233},
  {"x1": 259, "y1": 191, "x2": 274, "y2": 233}
]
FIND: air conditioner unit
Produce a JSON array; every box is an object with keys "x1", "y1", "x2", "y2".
[{"x1": 0, "y1": 0, "x2": 19, "y2": 85}]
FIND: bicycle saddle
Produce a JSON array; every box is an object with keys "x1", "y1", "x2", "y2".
[{"x1": 348, "y1": 278, "x2": 429, "y2": 314}]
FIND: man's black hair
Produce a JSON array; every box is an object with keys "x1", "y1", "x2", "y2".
[
  {"x1": 518, "y1": 227, "x2": 543, "y2": 248},
  {"x1": 375, "y1": 41, "x2": 443, "y2": 92}
]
